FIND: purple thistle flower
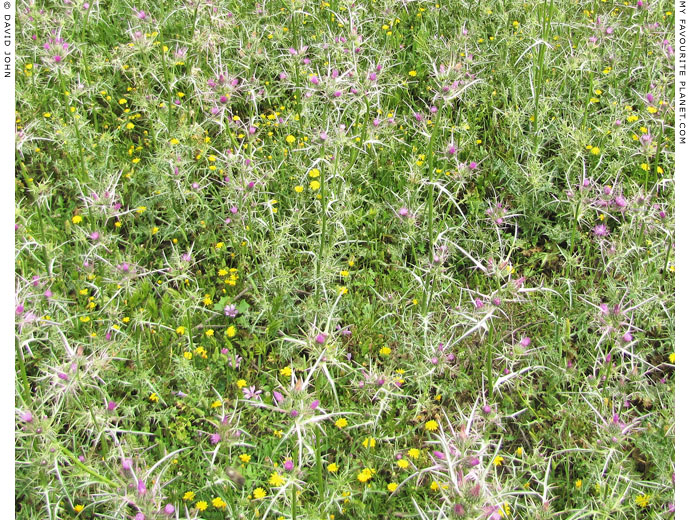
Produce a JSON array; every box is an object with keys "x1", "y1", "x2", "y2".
[
  {"x1": 224, "y1": 304, "x2": 238, "y2": 317},
  {"x1": 137, "y1": 479, "x2": 146, "y2": 496},
  {"x1": 315, "y1": 333, "x2": 326, "y2": 344},
  {"x1": 210, "y1": 433, "x2": 221, "y2": 445},
  {"x1": 284, "y1": 459, "x2": 294, "y2": 471},
  {"x1": 19, "y1": 411, "x2": 33, "y2": 423},
  {"x1": 164, "y1": 504, "x2": 175, "y2": 515},
  {"x1": 593, "y1": 224, "x2": 609, "y2": 237},
  {"x1": 242, "y1": 386, "x2": 262, "y2": 400},
  {"x1": 273, "y1": 391, "x2": 284, "y2": 404}
]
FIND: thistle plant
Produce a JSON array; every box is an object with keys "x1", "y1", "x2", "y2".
[{"x1": 14, "y1": 0, "x2": 675, "y2": 518}]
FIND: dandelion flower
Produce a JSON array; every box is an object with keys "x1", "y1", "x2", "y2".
[
  {"x1": 635, "y1": 494, "x2": 650, "y2": 508},
  {"x1": 253, "y1": 488, "x2": 267, "y2": 499},
  {"x1": 268, "y1": 472, "x2": 286, "y2": 486},
  {"x1": 212, "y1": 497, "x2": 226, "y2": 508},
  {"x1": 195, "y1": 501, "x2": 208, "y2": 511},
  {"x1": 408, "y1": 448, "x2": 420, "y2": 459},
  {"x1": 424, "y1": 420, "x2": 439, "y2": 432},
  {"x1": 335, "y1": 418, "x2": 347, "y2": 429},
  {"x1": 183, "y1": 491, "x2": 195, "y2": 501},
  {"x1": 387, "y1": 482, "x2": 398, "y2": 492},
  {"x1": 327, "y1": 463, "x2": 339, "y2": 473},
  {"x1": 357, "y1": 468, "x2": 374, "y2": 482},
  {"x1": 362, "y1": 437, "x2": 376, "y2": 448}
]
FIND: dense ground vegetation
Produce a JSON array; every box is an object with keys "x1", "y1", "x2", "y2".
[{"x1": 15, "y1": 0, "x2": 675, "y2": 518}]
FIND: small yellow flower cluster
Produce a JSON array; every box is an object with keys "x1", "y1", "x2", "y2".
[{"x1": 357, "y1": 467, "x2": 375, "y2": 482}]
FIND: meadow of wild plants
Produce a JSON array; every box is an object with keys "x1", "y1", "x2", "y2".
[{"x1": 14, "y1": 0, "x2": 676, "y2": 518}]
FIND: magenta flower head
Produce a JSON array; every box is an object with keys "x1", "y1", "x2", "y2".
[
  {"x1": 284, "y1": 459, "x2": 294, "y2": 471},
  {"x1": 137, "y1": 479, "x2": 146, "y2": 496},
  {"x1": 19, "y1": 411, "x2": 33, "y2": 423},
  {"x1": 310, "y1": 400, "x2": 319, "y2": 409},
  {"x1": 164, "y1": 504, "x2": 175, "y2": 515},
  {"x1": 520, "y1": 337, "x2": 531, "y2": 347},
  {"x1": 290, "y1": 410, "x2": 299, "y2": 418},
  {"x1": 482, "y1": 405, "x2": 492, "y2": 414},
  {"x1": 122, "y1": 458, "x2": 133, "y2": 470},
  {"x1": 107, "y1": 401, "x2": 117, "y2": 411},
  {"x1": 135, "y1": 513, "x2": 145, "y2": 520},
  {"x1": 273, "y1": 391, "x2": 284, "y2": 404},
  {"x1": 309, "y1": 76, "x2": 319, "y2": 85},
  {"x1": 433, "y1": 451, "x2": 446, "y2": 460},
  {"x1": 398, "y1": 207, "x2": 409, "y2": 217},
  {"x1": 447, "y1": 144, "x2": 457, "y2": 155},
  {"x1": 210, "y1": 433, "x2": 221, "y2": 445},
  {"x1": 453, "y1": 503, "x2": 466, "y2": 516},
  {"x1": 315, "y1": 333, "x2": 326, "y2": 344},
  {"x1": 622, "y1": 332, "x2": 633, "y2": 342},
  {"x1": 593, "y1": 224, "x2": 609, "y2": 237}
]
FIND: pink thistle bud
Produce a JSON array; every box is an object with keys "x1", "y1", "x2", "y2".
[
  {"x1": 284, "y1": 459, "x2": 294, "y2": 471},
  {"x1": 520, "y1": 337, "x2": 531, "y2": 347},
  {"x1": 315, "y1": 333, "x2": 326, "y2": 344},
  {"x1": 137, "y1": 479, "x2": 146, "y2": 495},
  {"x1": 164, "y1": 504, "x2": 175, "y2": 515}
]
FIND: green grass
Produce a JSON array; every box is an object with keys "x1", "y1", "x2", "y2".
[{"x1": 15, "y1": 0, "x2": 675, "y2": 518}]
